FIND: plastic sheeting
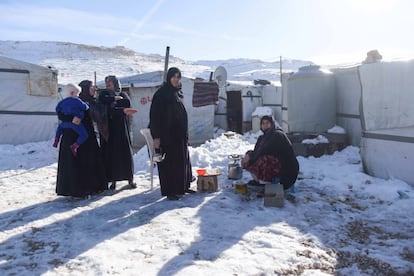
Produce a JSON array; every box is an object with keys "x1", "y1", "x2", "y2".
[
  {"x1": 0, "y1": 56, "x2": 57, "y2": 96},
  {"x1": 333, "y1": 66, "x2": 362, "y2": 146},
  {"x1": 359, "y1": 61, "x2": 414, "y2": 186},
  {"x1": 359, "y1": 61, "x2": 414, "y2": 131},
  {"x1": 361, "y1": 127, "x2": 414, "y2": 185},
  {"x1": 0, "y1": 56, "x2": 58, "y2": 144},
  {"x1": 96, "y1": 71, "x2": 163, "y2": 89},
  {"x1": 261, "y1": 85, "x2": 282, "y2": 126},
  {"x1": 0, "y1": 88, "x2": 57, "y2": 144}
]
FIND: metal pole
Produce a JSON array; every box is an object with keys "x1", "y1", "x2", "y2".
[
  {"x1": 279, "y1": 56, "x2": 282, "y2": 84},
  {"x1": 163, "y1": 46, "x2": 170, "y2": 82}
]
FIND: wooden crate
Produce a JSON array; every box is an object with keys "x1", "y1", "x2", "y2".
[
  {"x1": 264, "y1": 183, "x2": 284, "y2": 207},
  {"x1": 197, "y1": 175, "x2": 218, "y2": 192}
]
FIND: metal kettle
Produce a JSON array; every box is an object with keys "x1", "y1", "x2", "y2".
[{"x1": 228, "y1": 154, "x2": 243, "y2": 180}]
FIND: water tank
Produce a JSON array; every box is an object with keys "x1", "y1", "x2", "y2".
[{"x1": 286, "y1": 65, "x2": 336, "y2": 132}]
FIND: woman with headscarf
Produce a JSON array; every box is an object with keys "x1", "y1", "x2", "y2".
[
  {"x1": 55, "y1": 82, "x2": 107, "y2": 197},
  {"x1": 98, "y1": 75, "x2": 137, "y2": 190},
  {"x1": 149, "y1": 67, "x2": 194, "y2": 200},
  {"x1": 242, "y1": 115, "x2": 299, "y2": 190}
]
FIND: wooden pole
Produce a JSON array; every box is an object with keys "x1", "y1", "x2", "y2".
[{"x1": 163, "y1": 46, "x2": 170, "y2": 82}]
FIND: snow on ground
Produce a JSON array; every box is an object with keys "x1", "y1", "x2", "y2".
[{"x1": 0, "y1": 131, "x2": 413, "y2": 275}]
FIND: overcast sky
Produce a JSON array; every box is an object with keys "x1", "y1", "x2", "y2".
[{"x1": 1, "y1": 0, "x2": 413, "y2": 64}]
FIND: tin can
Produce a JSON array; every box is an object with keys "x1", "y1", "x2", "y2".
[{"x1": 235, "y1": 182, "x2": 247, "y2": 194}]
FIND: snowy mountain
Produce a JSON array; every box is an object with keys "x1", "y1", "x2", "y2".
[
  {"x1": 0, "y1": 40, "x2": 312, "y2": 85},
  {"x1": 196, "y1": 58, "x2": 313, "y2": 82}
]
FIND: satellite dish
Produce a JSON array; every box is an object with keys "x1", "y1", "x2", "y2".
[{"x1": 213, "y1": 66, "x2": 227, "y2": 88}]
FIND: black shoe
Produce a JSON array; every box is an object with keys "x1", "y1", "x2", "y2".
[
  {"x1": 109, "y1": 183, "x2": 116, "y2": 190},
  {"x1": 256, "y1": 191, "x2": 264, "y2": 198},
  {"x1": 247, "y1": 180, "x2": 261, "y2": 186},
  {"x1": 167, "y1": 195, "x2": 180, "y2": 200},
  {"x1": 185, "y1": 188, "x2": 196, "y2": 194},
  {"x1": 128, "y1": 182, "x2": 137, "y2": 189},
  {"x1": 285, "y1": 193, "x2": 296, "y2": 203},
  {"x1": 95, "y1": 189, "x2": 105, "y2": 195}
]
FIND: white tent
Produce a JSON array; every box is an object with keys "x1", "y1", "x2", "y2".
[
  {"x1": 359, "y1": 61, "x2": 414, "y2": 186},
  {"x1": 279, "y1": 61, "x2": 413, "y2": 185},
  {"x1": 0, "y1": 56, "x2": 58, "y2": 145}
]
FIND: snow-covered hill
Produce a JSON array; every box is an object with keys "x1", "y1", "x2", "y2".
[
  {"x1": 0, "y1": 40, "x2": 312, "y2": 85},
  {"x1": 196, "y1": 58, "x2": 313, "y2": 82}
]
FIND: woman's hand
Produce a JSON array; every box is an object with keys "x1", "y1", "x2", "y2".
[
  {"x1": 241, "y1": 155, "x2": 250, "y2": 168},
  {"x1": 123, "y1": 108, "x2": 138, "y2": 115},
  {"x1": 153, "y1": 138, "x2": 160, "y2": 150},
  {"x1": 72, "y1": 116, "x2": 81, "y2": 125}
]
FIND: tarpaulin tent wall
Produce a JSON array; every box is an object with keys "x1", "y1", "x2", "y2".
[
  {"x1": 0, "y1": 56, "x2": 57, "y2": 96},
  {"x1": 359, "y1": 61, "x2": 414, "y2": 186},
  {"x1": 214, "y1": 81, "x2": 281, "y2": 134},
  {"x1": 280, "y1": 72, "x2": 293, "y2": 132},
  {"x1": 332, "y1": 66, "x2": 363, "y2": 146},
  {"x1": 0, "y1": 56, "x2": 58, "y2": 145}
]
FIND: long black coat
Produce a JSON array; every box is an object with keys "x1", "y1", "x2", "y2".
[
  {"x1": 149, "y1": 83, "x2": 190, "y2": 196},
  {"x1": 98, "y1": 90, "x2": 134, "y2": 182},
  {"x1": 56, "y1": 110, "x2": 107, "y2": 197},
  {"x1": 248, "y1": 127, "x2": 299, "y2": 189}
]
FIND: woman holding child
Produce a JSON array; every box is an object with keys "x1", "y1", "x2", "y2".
[{"x1": 55, "y1": 82, "x2": 107, "y2": 198}]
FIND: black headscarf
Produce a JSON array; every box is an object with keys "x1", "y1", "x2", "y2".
[
  {"x1": 78, "y1": 79, "x2": 109, "y2": 141},
  {"x1": 105, "y1": 75, "x2": 121, "y2": 92},
  {"x1": 78, "y1": 80, "x2": 94, "y2": 104},
  {"x1": 260, "y1": 115, "x2": 276, "y2": 133},
  {"x1": 165, "y1": 67, "x2": 181, "y2": 92}
]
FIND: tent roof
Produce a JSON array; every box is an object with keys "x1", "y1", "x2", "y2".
[
  {"x1": 0, "y1": 55, "x2": 57, "y2": 74},
  {"x1": 97, "y1": 71, "x2": 194, "y2": 89}
]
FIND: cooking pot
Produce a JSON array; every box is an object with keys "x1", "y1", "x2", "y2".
[{"x1": 228, "y1": 154, "x2": 243, "y2": 180}]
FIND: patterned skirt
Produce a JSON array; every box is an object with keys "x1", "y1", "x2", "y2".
[{"x1": 245, "y1": 155, "x2": 282, "y2": 182}]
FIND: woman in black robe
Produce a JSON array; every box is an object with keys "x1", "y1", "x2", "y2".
[
  {"x1": 56, "y1": 82, "x2": 107, "y2": 197},
  {"x1": 149, "y1": 67, "x2": 194, "y2": 200},
  {"x1": 242, "y1": 115, "x2": 299, "y2": 190},
  {"x1": 98, "y1": 76, "x2": 136, "y2": 190}
]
